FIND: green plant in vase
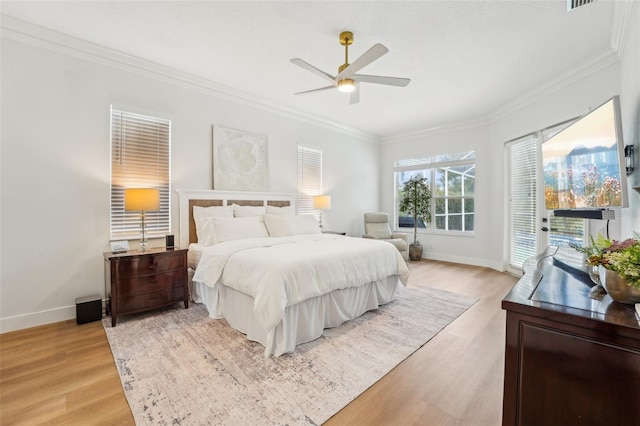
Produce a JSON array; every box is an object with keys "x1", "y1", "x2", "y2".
[
  {"x1": 570, "y1": 232, "x2": 640, "y2": 303},
  {"x1": 398, "y1": 176, "x2": 432, "y2": 261}
]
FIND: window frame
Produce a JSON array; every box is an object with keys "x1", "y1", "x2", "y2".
[
  {"x1": 394, "y1": 150, "x2": 476, "y2": 235},
  {"x1": 110, "y1": 106, "x2": 172, "y2": 241}
]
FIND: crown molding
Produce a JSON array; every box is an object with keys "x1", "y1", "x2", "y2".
[
  {"x1": 610, "y1": 0, "x2": 634, "y2": 58},
  {"x1": 488, "y1": 1, "x2": 633, "y2": 124},
  {"x1": 0, "y1": 15, "x2": 378, "y2": 143},
  {"x1": 381, "y1": 117, "x2": 489, "y2": 145},
  {"x1": 488, "y1": 48, "x2": 620, "y2": 123}
]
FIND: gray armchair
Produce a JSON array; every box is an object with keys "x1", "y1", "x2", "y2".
[{"x1": 362, "y1": 212, "x2": 408, "y2": 260}]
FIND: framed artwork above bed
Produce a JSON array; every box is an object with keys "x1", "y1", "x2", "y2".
[{"x1": 212, "y1": 125, "x2": 268, "y2": 191}]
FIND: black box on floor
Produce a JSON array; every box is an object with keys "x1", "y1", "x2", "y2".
[{"x1": 75, "y1": 295, "x2": 102, "y2": 324}]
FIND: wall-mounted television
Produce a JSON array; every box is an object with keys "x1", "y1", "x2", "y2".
[{"x1": 542, "y1": 95, "x2": 629, "y2": 218}]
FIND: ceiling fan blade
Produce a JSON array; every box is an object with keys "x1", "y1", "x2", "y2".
[
  {"x1": 290, "y1": 58, "x2": 336, "y2": 84},
  {"x1": 352, "y1": 74, "x2": 411, "y2": 87},
  {"x1": 294, "y1": 85, "x2": 335, "y2": 95},
  {"x1": 349, "y1": 85, "x2": 360, "y2": 105},
  {"x1": 336, "y1": 43, "x2": 388, "y2": 79}
]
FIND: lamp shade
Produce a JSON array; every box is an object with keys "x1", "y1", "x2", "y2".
[
  {"x1": 124, "y1": 188, "x2": 160, "y2": 211},
  {"x1": 312, "y1": 195, "x2": 332, "y2": 210}
]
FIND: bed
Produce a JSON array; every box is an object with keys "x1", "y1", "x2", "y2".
[{"x1": 177, "y1": 189, "x2": 409, "y2": 356}]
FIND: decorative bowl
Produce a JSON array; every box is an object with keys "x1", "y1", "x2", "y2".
[{"x1": 599, "y1": 266, "x2": 640, "y2": 304}]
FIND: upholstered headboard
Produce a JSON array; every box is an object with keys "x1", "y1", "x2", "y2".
[{"x1": 176, "y1": 189, "x2": 295, "y2": 248}]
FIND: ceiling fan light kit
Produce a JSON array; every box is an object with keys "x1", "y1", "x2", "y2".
[
  {"x1": 337, "y1": 79, "x2": 356, "y2": 93},
  {"x1": 291, "y1": 30, "x2": 410, "y2": 104}
]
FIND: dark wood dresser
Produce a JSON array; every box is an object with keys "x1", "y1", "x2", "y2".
[
  {"x1": 502, "y1": 246, "x2": 640, "y2": 425},
  {"x1": 104, "y1": 247, "x2": 188, "y2": 327}
]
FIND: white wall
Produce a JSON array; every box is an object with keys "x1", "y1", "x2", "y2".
[
  {"x1": 380, "y1": 122, "x2": 498, "y2": 270},
  {"x1": 0, "y1": 36, "x2": 380, "y2": 332},
  {"x1": 619, "y1": 0, "x2": 640, "y2": 237},
  {"x1": 380, "y1": 1, "x2": 639, "y2": 270},
  {"x1": 381, "y1": 60, "x2": 625, "y2": 270}
]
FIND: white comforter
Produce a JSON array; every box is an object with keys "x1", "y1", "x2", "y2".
[{"x1": 192, "y1": 234, "x2": 409, "y2": 332}]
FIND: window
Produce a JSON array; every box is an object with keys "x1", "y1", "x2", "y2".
[
  {"x1": 297, "y1": 146, "x2": 322, "y2": 219},
  {"x1": 394, "y1": 151, "x2": 475, "y2": 232},
  {"x1": 110, "y1": 107, "x2": 171, "y2": 240}
]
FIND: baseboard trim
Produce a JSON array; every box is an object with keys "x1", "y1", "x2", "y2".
[
  {"x1": 422, "y1": 253, "x2": 504, "y2": 272},
  {"x1": 0, "y1": 300, "x2": 105, "y2": 334}
]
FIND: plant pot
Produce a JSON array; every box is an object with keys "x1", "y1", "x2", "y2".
[
  {"x1": 409, "y1": 243, "x2": 423, "y2": 261},
  {"x1": 598, "y1": 266, "x2": 640, "y2": 304}
]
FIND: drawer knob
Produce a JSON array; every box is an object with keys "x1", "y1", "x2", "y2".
[{"x1": 149, "y1": 263, "x2": 156, "y2": 269}]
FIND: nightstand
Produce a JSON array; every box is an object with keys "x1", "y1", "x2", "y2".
[{"x1": 104, "y1": 247, "x2": 188, "y2": 327}]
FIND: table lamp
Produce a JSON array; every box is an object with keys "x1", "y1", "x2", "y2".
[
  {"x1": 312, "y1": 195, "x2": 332, "y2": 229},
  {"x1": 125, "y1": 188, "x2": 160, "y2": 250}
]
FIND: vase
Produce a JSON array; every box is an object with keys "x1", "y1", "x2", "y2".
[
  {"x1": 409, "y1": 243, "x2": 423, "y2": 261},
  {"x1": 598, "y1": 265, "x2": 640, "y2": 304}
]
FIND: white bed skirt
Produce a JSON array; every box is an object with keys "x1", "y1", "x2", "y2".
[{"x1": 189, "y1": 269, "x2": 400, "y2": 356}]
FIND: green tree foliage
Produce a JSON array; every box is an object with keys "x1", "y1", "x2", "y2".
[{"x1": 399, "y1": 176, "x2": 432, "y2": 246}]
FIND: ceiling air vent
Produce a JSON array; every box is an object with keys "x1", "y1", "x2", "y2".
[{"x1": 568, "y1": 0, "x2": 595, "y2": 11}]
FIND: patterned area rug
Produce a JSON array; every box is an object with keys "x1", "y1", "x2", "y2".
[{"x1": 103, "y1": 286, "x2": 476, "y2": 425}]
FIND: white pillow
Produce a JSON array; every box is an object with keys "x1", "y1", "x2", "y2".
[
  {"x1": 263, "y1": 214, "x2": 292, "y2": 237},
  {"x1": 286, "y1": 215, "x2": 321, "y2": 235},
  {"x1": 211, "y1": 216, "x2": 269, "y2": 242},
  {"x1": 193, "y1": 205, "x2": 234, "y2": 245},
  {"x1": 232, "y1": 204, "x2": 267, "y2": 217},
  {"x1": 265, "y1": 205, "x2": 294, "y2": 216}
]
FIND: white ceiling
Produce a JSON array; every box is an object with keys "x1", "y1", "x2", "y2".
[{"x1": 0, "y1": 1, "x2": 620, "y2": 138}]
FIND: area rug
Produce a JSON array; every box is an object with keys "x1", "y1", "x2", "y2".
[{"x1": 103, "y1": 286, "x2": 477, "y2": 425}]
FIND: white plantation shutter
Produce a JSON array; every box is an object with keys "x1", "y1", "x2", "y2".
[
  {"x1": 508, "y1": 134, "x2": 539, "y2": 269},
  {"x1": 297, "y1": 146, "x2": 322, "y2": 218},
  {"x1": 110, "y1": 108, "x2": 171, "y2": 240}
]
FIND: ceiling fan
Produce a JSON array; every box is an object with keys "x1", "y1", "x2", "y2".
[{"x1": 290, "y1": 31, "x2": 410, "y2": 104}]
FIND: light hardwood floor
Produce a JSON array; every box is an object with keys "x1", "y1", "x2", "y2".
[{"x1": 0, "y1": 260, "x2": 518, "y2": 425}]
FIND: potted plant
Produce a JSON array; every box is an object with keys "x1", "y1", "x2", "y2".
[
  {"x1": 570, "y1": 232, "x2": 640, "y2": 303},
  {"x1": 398, "y1": 175, "x2": 432, "y2": 261}
]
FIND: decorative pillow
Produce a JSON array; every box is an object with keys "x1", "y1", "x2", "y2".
[
  {"x1": 286, "y1": 215, "x2": 321, "y2": 235},
  {"x1": 193, "y1": 205, "x2": 234, "y2": 245},
  {"x1": 232, "y1": 204, "x2": 267, "y2": 217},
  {"x1": 263, "y1": 214, "x2": 292, "y2": 237},
  {"x1": 265, "y1": 205, "x2": 294, "y2": 216},
  {"x1": 211, "y1": 216, "x2": 269, "y2": 242}
]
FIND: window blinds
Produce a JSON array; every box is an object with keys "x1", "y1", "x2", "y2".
[
  {"x1": 297, "y1": 146, "x2": 322, "y2": 218},
  {"x1": 507, "y1": 134, "x2": 539, "y2": 269},
  {"x1": 110, "y1": 108, "x2": 171, "y2": 240}
]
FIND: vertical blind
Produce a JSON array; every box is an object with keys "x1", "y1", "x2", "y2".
[
  {"x1": 110, "y1": 108, "x2": 171, "y2": 240},
  {"x1": 507, "y1": 134, "x2": 539, "y2": 269},
  {"x1": 297, "y1": 146, "x2": 322, "y2": 218}
]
